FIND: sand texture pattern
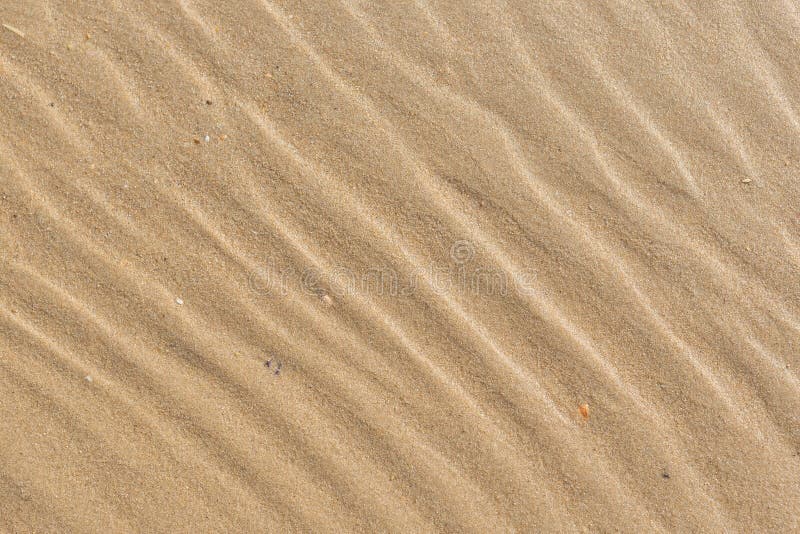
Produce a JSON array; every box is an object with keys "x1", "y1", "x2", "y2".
[{"x1": 1, "y1": 1, "x2": 799, "y2": 532}]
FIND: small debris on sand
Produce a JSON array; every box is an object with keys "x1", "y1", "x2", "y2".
[
  {"x1": 741, "y1": 178, "x2": 752, "y2": 184},
  {"x1": 175, "y1": 297, "x2": 184, "y2": 305},
  {"x1": 662, "y1": 471, "x2": 670, "y2": 479},
  {"x1": 204, "y1": 135, "x2": 210, "y2": 143},
  {"x1": 264, "y1": 359, "x2": 282, "y2": 376},
  {"x1": 579, "y1": 403, "x2": 589, "y2": 420},
  {"x1": 2, "y1": 23, "x2": 25, "y2": 38},
  {"x1": 84, "y1": 375, "x2": 93, "y2": 382}
]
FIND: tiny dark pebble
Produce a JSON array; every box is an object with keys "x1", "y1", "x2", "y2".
[
  {"x1": 48, "y1": 102, "x2": 54, "y2": 107},
  {"x1": 662, "y1": 472, "x2": 670, "y2": 479},
  {"x1": 264, "y1": 359, "x2": 282, "y2": 376},
  {"x1": 206, "y1": 99, "x2": 212, "y2": 105}
]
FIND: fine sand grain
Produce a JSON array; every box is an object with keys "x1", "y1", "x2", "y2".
[{"x1": 1, "y1": 1, "x2": 799, "y2": 532}]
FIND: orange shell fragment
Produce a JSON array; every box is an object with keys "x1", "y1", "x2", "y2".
[{"x1": 579, "y1": 403, "x2": 590, "y2": 420}]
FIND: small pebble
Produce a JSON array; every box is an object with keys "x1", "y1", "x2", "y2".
[
  {"x1": 206, "y1": 99, "x2": 212, "y2": 105},
  {"x1": 84, "y1": 375, "x2": 93, "y2": 382},
  {"x1": 176, "y1": 297, "x2": 184, "y2": 305},
  {"x1": 265, "y1": 359, "x2": 282, "y2": 376},
  {"x1": 741, "y1": 178, "x2": 752, "y2": 184},
  {"x1": 204, "y1": 135, "x2": 210, "y2": 143}
]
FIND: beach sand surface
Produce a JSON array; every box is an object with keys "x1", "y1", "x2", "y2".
[{"x1": 1, "y1": 1, "x2": 799, "y2": 531}]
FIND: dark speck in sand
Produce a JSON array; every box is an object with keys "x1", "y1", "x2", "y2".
[{"x1": 264, "y1": 359, "x2": 282, "y2": 376}]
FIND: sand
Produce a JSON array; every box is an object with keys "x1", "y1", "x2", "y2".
[{"x1": 1, "y1": 1, "x2": 799, "y2": 532}]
